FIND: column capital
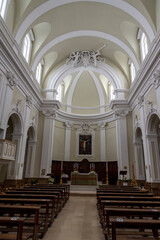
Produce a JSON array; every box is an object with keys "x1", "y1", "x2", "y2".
[
  {"x1": 65, "y1": 121, "x2": 72, "y2": 129},
  {"x1": 6, "y1": 71, "x2": 18, "y2": 89},
  {"x1": 41, "y1": 100, "x2": 61, "y2": 118},
  {"x1": 138, "y1": 95, "x2": 144, "y2": 108},
  {"x1": 114, "y1": 109, "x2": 128, "y2": 118},
  {"x1": 12, "y1": 99, "x2": 22, "y2": 113},
  {"x1": 98, "y1": 121, "x2": 106, "y2": 129},
  {"x1": 152, "y1": 69, "x2": 160, "y2": 89},
  {"x1": 26, "y1": 95, "x2": 32, "y2": 108},
  {"x1": 42, "y1": 109, "x2": 56, "y2": 118}
]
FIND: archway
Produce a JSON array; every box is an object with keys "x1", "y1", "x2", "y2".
[
  {"x1": 23, "y1": 126, "x2": 36, "y2": 179},
  {"x1": 5, "y1": 113, "x2": 23, "y2": 180},
  {"x1": 134, "y1": 127, "x2": 146, "y2": 181},
  {"x1": 147, "y1": 113, "x2": 160, "y2": 181}
]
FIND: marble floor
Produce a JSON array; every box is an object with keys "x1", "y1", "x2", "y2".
[{"x1": 42, "y1": 196, "x2": 105, "y2": 240}]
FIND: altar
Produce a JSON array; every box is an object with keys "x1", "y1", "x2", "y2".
[{"x1": 71, "y1": 172, "x2": 98, "y2": 185}]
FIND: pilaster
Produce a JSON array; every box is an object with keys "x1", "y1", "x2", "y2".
[
  {"x1": 64, "y1": 122, "x2": 72, "y2": 161},
  {"x1": 16, "y1": 96, "x2": 32, "y2": 179},
  {"x1": 99, "y1": 122, "x2": 106, "y2": 162},
  {"x1": 40, "y1": 100, "x2": 61, "y2": 177},
  {"x1": 138, "y1": 95, "x2": 151, "y2": 182},
  {"x1": 115, "y1": 111, "x2": 130, "y2": 179}
]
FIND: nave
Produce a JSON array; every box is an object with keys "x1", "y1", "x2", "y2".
[{"x1": 43, "y1": 196, "x2": 104, "y2": 240}]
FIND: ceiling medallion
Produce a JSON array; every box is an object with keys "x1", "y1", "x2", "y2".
[{"x1": 66, "y1": 46, "x2": 105, "y2": 68}]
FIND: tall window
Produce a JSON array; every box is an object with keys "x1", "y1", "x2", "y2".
[
  {"x1": 35, "y1": 60, "x2": 44, "y2": 84},
  {"x1": 110, "y1": 84, "x2": 115, "y2": 100},
  {"x1": 137, "y1": 29, "x2": 149, "y2": 62},
  {"x1": 128, "y1": 59, "x2": 136, "y2": 83},
  {"x1": 0, "y1": 0, "x2": 9, "y2": 19},
  {"x1": 22, "y1": 30, "x2": 34, "y2": 63},
  {"x1": 56, "y1": 84, "x2": 62, "y2": 101}
]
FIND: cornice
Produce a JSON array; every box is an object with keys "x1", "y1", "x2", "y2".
[
  {"x1": 128, "y1": 29, "x2": 160, "y2": 110},
  {"x1": 0, "y1": 18, "x2": 43, "y2": 110},
  {"x1": 56, "y1": 109, "x2": 115, "y2": 124}
]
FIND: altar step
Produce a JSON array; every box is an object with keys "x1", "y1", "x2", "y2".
[{"x1": 70, "y1": 184, "x2": 98, "y2": 197}]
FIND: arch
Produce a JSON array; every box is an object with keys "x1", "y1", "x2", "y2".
[
  {"x1": 146, "y1": 112, "x2": 160, "y2": 135},
  {"x1": 48, "y1": 62, "x2": 123, "y2": 90},
  {"x1": 32, "y1": 30, "x2": 139, "y2": 72},
  {"x1": 134, "y1": 125, "x2": 146, "y2": 181},
  {"x1": 23, "y1": 123, "x2": 37, "y2": 178},
  {"x1": 146, "y1": 112, "x2": 160, "y2": 181},
  {"x1": 5, "y1": 111, "x2": 23, "y2": 180},
  {"x1": 15, "y1": 0, "x2": 155, "y2": 44},
  {"x1": 7, "y1": 111, "x2": 23, "y2": 135}
]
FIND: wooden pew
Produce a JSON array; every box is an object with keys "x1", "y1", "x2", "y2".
[
  {"x1": 0, "y1": 217, "x2": 30, "y2": 240},
  {"x1": 5, "y1": 190, "x2": 62, "y2": 214},
  {"x1": 0, "y1": 198, "x2": 51, "y2": 236},
  {"x1": 111, "y1": 218, "x2": 160, "y2": 240},
  {"x1": 13, "y1": 188, "x2": 66, "y2": 207},
  {"x1": 0, "y1": 194, "x2": 57, "y2": 220},
  {"x1": 0, "y1": 205, "x2": 40, "y2": 240},
  {"x1": 103, "y1": 207, "x2": 160, "y2": 238},
  {"x1": 25, "y1": 184, "x2": 70, "y2": 201},
  {"x1": 97, "y1": 194, "x2": 156, "y2": 212},
  {"x1": 98, "y1": 199, "x2": 160, "y2": 227}
]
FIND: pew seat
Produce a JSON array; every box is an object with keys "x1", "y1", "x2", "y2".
[{"x1": 110, "y1": 219, "x2": 160, "y2": 240}]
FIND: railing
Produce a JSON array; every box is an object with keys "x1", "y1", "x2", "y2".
[{"x1": 0, "y1": 140, "x2": 16, "y2": 161}]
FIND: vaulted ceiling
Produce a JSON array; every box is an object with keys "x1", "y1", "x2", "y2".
[{"x1": 5, "y1": 0, "x2": 160, "y2": 116}]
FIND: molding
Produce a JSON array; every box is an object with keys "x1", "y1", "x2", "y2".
[
  {"x1": 0, "y1": 19, "x2": 43, "y2": 111},
  {"x1": 128, "y1": 29, "x2": 160, "y2": 111},
  {"x1": 15, "y1": 0, "x2": 154, "y2": 44},
  {"x1": 32, "y1": 30, "x2": 139, "y2": 72}
]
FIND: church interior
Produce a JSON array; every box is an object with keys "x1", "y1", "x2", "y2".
[{"x1": 0, "y1": 0, "x2": 160, "y2": 239}]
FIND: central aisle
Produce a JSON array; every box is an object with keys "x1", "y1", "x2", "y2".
[{"x1": 43, "y1": 196, "x2": 105, "y2": 240}]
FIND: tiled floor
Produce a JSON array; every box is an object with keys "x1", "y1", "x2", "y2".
[{"x1": 43, "y1": 196, "x2": 105, "y2": 240}]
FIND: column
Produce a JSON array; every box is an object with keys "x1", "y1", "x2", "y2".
[
  {"x1": 16, "y1": 96, "x2": 32, "y2": 179},
  {"x1": 99, "y1": 122, "x2": 106, "y2": 162},
  {"x1": 40, "y1": 109, "x2": 56, "y2": 177},
  {"x1": 138, "y1": 95, "x2": 151, "y2": 182},
  {"x1": 64, "y1": 122, "x2": 72, "y2": 161},
  {"x1": 115, "y1": 110, "x2": 130, "y2": 179}
]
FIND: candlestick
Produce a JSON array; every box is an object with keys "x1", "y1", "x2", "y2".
[
  {"x1": 106, "y1": 162, "x2": 109, "y2": 185},
  {"x1": 60, "y1": 161, "x2": 63, "y2": 184}
]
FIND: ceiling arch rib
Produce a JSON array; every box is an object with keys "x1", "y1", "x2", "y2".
[
  {"x1": 32, "y1": 30, "x2": 140, "y2": 73},
  {"x1": 15, "y1": 0, "x2": 155, "y2": 44},
  {"x1": 88, "y1": 70, "x2": 105, "y2": 113},
  {"x1": 48, "y1": 62, "x2": 123, "y2": 92}
]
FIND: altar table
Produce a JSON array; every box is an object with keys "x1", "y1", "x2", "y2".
[{"x1": 71, "y1": 172, "x2": 97, "y2": 185}]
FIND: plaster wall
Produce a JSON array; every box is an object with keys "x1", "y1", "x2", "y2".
[
  {"x1": 105, "y1": 121, "x2": 117, "y2": 161},
  {"x1": 34, "y1": 112, "x2": 44, "y2": 177},
  {"x1": 52, "y1": 120, "x2": 65, "y2": 161},
  {"x1": 126, "y1": 112, "x2": 135, "y2": 174}
]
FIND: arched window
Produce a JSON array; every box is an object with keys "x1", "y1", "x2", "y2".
[
  {"x1": 56, "y1": 84, "x2": 62, "y2": 101},
  {"x1": 22, "y1": 30, "x2": 34, "y2": 63},
  {"x1": 110, "y1": 84, "x2": 115, "y2": 100},
  {"x1": 137, "y1": 29, "x2": 149, "y2": 62},
  {"x1": 128, "y1": 59, "x2": 136, "y2": 83},
  {"x1": 35, "y1": 60, "x2": 44, "y2": 84},
  {"x1": 0, "y1": 0, "x2": 9, "y2": 19}
]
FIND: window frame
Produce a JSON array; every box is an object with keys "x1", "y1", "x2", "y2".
[{"x1": 0, "y1": 0, "x2": 10, "y2": 20}]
